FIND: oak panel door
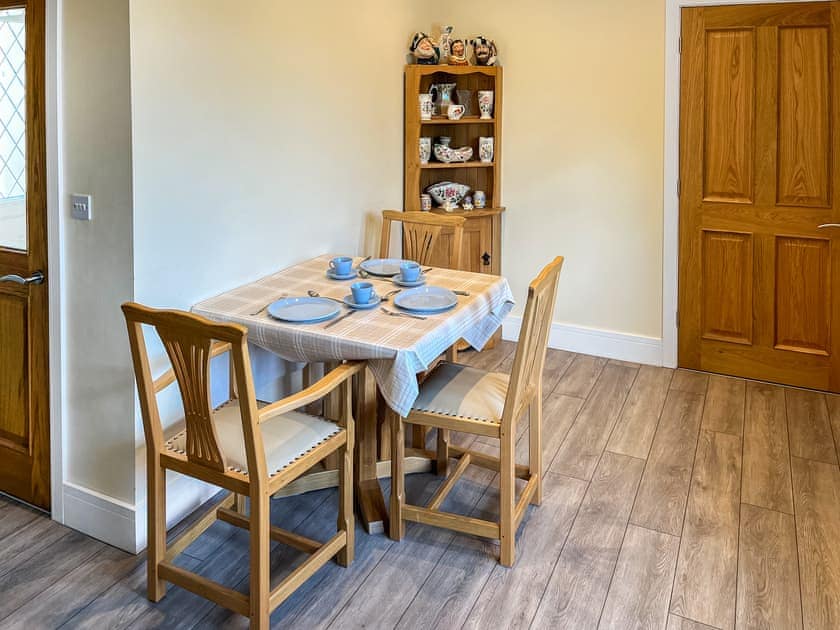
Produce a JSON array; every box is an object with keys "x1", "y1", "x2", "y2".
[
  {"x1": 679, "y1": 2, "x2": 840, "y2": 391},
  {"x1": 0, "y1": 0, "x2": 49, "y2": 509}
]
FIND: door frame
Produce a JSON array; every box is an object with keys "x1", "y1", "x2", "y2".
[{"x1": 662, "y1": 0, "x2": 824, "y2": 368}]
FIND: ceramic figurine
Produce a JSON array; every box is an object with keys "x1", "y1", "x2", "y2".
[
  {"x1": 447, "y1": 104, "x2": 466, "y2": 120},
  {"x1": 473, "y1": 190, "x2": 486, "y2": 208},
  {"x1": 429, "y1": 82, "x2": 457, "y2": 116},
  {"x1": 462, "y1": 195, "x2": 474, "y2": 210},
  {"x1": 471, "y1": 36, "x2": 498, "y2": 66},
  {"x1": 449, "y1": 39, "x2": 470, "y2": 65},
  {"x1": 439, "y1": 25, "x2": 454, "y2": 63},
  {"x1": 418, "y1": 94, "x2": 434, "y2": 120},
  {"x1": 479, "y1": 136, "x2": 494, "y2": 163},
  {"x1": 419, "y1": 137, "x2": 431, "y2": 164},
  {"x1": 478, "y1": 90, "x2": 494, "y2": 119},
  {"x1": 410, "y1": 32, "x2": 439, "y2": 65}
]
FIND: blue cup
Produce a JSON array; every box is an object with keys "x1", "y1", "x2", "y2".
[
  {"x1": 351, "y1": 281, "x2": 374, "y2": 304},
  {"x1": 330, "y1": 256, "x2": 353, "y2": 276},
  {"x1": 400, "y1": 261, "x2": 421, "y2": 282}
]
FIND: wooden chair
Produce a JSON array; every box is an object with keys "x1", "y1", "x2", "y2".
[
  {"x1": 388, "y1": 257, "x2": 564, "y2": 566},
  {"x1": 379, "y1": 210, "x2": 465, "y2": 269},
  {"x1": 122, "y1": 303, "x2": 363, "y2": 629}
]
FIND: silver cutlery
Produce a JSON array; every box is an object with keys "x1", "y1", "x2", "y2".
[
  {"x1": 380, "y1": 307, "x2": 427, "y2": 321},
  {"x1": 453, "y1": 290, "x2": 470, "y2": 296},
  {"x1": 357, "y1": 255, "x2": 372, "y2": 266},
  {"x1": 308, "y1": 290, "x2": 346, "y2": 304},
  {"x1": 383, "y1": 289, "x2": 401, "y2": 301},
  {"x1": 250, "y1": 294, "x2": 287, "y2": 316},
  {"x1": 325, "y1": 310, "x2": 357, "y2": 329},
  {"x1": 422, "y1": 267, "x2": 433, "y2": 274}
]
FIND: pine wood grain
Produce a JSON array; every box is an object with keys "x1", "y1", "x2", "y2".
[
  {"x1": 670, "y1": 430, "x2": 742, "y2": 630},
  {"x1": 667, "y1": 614, "x2": 718, "y2": 630},
  {"x1": 551, "y1": 353, "x2": 608, "y2": 398},
  {"x1": 599, "y1": 524, "x2": 680, "y2": 630},
  {"x1": 736, "y1": 503, "x2": 802, "y2": 630},
  {"x1": 607, "y1": 365, "x2": 674, "y2": 459},
  {"x1": 630, "y1": 390, "x2": 705, "y2": 536},
  {"x1": 531, "y1": 452, "x2": 645, "y2": 629},
  {"x1": 791, "y1": 456, "x2": 840, "y2": 630},
  {"x1": 742, "y1": 382, "x2": 794, "y2": 513},
  {"x1": 550, "y1": 364, "x2": 638, "y2": 480},
  {"x1": 458, "y1": 340, "x2": 516, "y2": 372},
  {"x1": 701, "y1": 375, "x2": 746, "y2": 436},
  {"x1": 785, "y1": 388, "x2": 838, "y2": 464},
  {"x1": 825, "y1": 394, "x2": 840, "y2": 464}
]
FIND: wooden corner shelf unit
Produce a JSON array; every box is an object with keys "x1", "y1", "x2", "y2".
[{"x1": 404, "y1": 64, "x2": 504, "y2": 275}]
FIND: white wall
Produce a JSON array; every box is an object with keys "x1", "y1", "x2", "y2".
[{"x1": 61, "y1": 0, "x2": 135, "y2": 508}]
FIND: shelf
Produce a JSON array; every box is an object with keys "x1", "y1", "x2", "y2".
[
  {"x1": 427, "y1": 207, "x2": 506, "y2": 218},
  {"x1": 421, "y1": 116, "x2": 495, "y2": 125},
  {"x1": 421, "y1": 161, "x2": 494, "y2": 169}
]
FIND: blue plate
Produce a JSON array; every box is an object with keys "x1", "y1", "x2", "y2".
[
  {"x1": 326, "y1": 269, "x2": 358, "y2": 281},
  {"x1": 360, "y1": 258, "x2": 415, "y2": 277},
  {"x1": 393, "y1": 286, "x2": 458, "y2": 314},
  {"x1": 342, "y1": 294, "x2": 382, "y2": 310},
  {"x1": 392, "y1": 273, "x2": 427, "y2": 288},
  {"x1": 267, "y1": 297, "x2": 341, "y2": 323}
]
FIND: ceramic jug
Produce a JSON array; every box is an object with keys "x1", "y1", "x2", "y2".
[{"x1": 429, "y1": 82, "x2": 457, "y2": 116}]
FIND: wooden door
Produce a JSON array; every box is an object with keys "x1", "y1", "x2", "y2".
[
  {"x1": 0, "y1": 0, "x2": 49, "y2": 509},
  {"x1": 429, "y1": 215, "x2": 493, "y2": 273},
  {"x1": 679, "y1": 2, "x2": 840, "y2": 391}
]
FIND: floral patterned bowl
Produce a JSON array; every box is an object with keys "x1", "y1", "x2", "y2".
[
  {"x1": 425, "y1": 181, "x2": 471, "y2": 206},
  {"x1": 433, "y1": 144, "x2": 473, "y2": 163}
]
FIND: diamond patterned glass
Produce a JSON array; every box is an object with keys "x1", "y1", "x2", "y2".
[{"x1": 0, "y1": 8, "x2": 25, "y2": 251}]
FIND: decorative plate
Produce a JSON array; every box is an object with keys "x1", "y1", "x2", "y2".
[
  {"x1": 266, "y1": 297, "x2": 341, "y2": 323},
  {"x1": 393, "y1": 286, "x2": 458, "y2": 314},
  {"x1": 360, "y1": 258, "x2": 415, "y2": 277}
]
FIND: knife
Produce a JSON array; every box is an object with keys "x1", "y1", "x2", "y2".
[{"x1": 325, "y1": 310, "x2": 357, "y2": 329}]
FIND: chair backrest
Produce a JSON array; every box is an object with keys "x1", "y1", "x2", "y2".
[
  {"x1": 122, "y1": 303, "x2": 265, "y2": 479},
  {"x1": 379, "y1": 210, "x2": 466, "y2": 268},
  {"x1": 502, "y1": 257, "x2": 564, "y2": 431}
]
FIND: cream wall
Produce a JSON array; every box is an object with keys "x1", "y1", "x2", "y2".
[
  {"x1": 427, "y1": 0, "x2": 665, "y2": 338},
  {"x1": 61, "y1": 0, "x2": 135, "y2": 506}
]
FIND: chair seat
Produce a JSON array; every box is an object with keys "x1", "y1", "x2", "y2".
[
  {"x1": 411, "y1": 361, "x2": 509, "y2": 423},
  {"x1": 165, "y1": 401, "x2": 342, "y2": 476}
]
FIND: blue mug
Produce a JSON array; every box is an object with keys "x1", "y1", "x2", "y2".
[
  {"x1": 330, "y1": 256, "x2": 353, "y2": 276},
  {"x1": 400, "y1": 261, "x2": 421, "y2": 283},
  {"x1": 351, "y1": 281, "x2": 374, "y2": 304}
]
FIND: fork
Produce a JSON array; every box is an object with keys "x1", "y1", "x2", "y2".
[
  {"x1": 250, "y1": 294, "x2": 287, "y2": 316},
  {"x1": 380, "y1": 307, "x2": 427, "y2": 321}
]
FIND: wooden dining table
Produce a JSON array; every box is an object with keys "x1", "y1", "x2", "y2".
[{"x1": 192, "y1": 254, "x2": 515, "y2": 532}]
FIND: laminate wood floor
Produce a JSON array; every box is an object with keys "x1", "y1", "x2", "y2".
[{"x1": 3, "y1": 347, "x2": 840, "y2": 629}]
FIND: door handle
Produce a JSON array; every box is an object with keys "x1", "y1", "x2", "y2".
[
  {"x1": 817, "y1": 224, "x2": 840, "y2": 229},
  {"x1": 0, "y1": 270, "x2": 45, "y2": 285}
]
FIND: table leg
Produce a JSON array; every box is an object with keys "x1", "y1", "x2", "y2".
[{"x1": 354, "y1": 366, "x2": 388, "y2": 534}]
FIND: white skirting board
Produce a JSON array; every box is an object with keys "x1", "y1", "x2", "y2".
[
  {"x1": 501, "y1": 317, "x2": 663, "y2": 366},
  {"x1": 63, "y1": 473, "x2": 218, "y2": 554}
]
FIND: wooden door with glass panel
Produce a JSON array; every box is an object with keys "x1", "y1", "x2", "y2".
[
  {"x1": 0, "y1": 0, "x2": 48, "y2": 509},
  {"x1": 678, "y1": 2, "x2": 840, "y2": 391}
]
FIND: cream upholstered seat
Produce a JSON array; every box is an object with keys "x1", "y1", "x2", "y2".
[
  {"x1": 165, "y1": 401, "x2": 342, "y2": 477},
  {"x1": 411, "y1": 363, "x2": 509, "y2": 424}
]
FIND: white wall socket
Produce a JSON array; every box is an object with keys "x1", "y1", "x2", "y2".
[{"x1": 71, "y1": 193, "x2": 92, "y2": 221}]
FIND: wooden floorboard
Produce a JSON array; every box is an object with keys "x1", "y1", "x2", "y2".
[
  {"x1": 0, "y1": 347, "x2": 838, "y2": 629},
  {"x1": 630, "y1": 390, "x2": 704, "y2": 536},
  {"x1": 670, "y1": 430, "x2": 741, "y2": 630}
]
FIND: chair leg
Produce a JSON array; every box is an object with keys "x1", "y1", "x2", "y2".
[
  {"x1": 147, "y1": 456, "x2": 166, "y2": 602},
  {"x1": 529, "y1": 397, "x2": 543, "y2": 506},
  {"x1": 337, "y1": 432, "x2": 354, "y2": 566},
  {"x1": 411, "y1": 424, "x2": 427, "y2": 449},
  {"x1": 499, "y1": 430, "x2": 516, "y2": 567},
  {"x1": 436, "y1": 428, "x2": 450, "y2": 477},
  {"x1": 249, "y1": 489, "x2": 270, "y2": 629},
  {"x1": 235, "y1": 493, "x2": 248, "y2": 514},
  {"x1": 389, "y1": 411, "x2": 405, "y2": 541}
]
